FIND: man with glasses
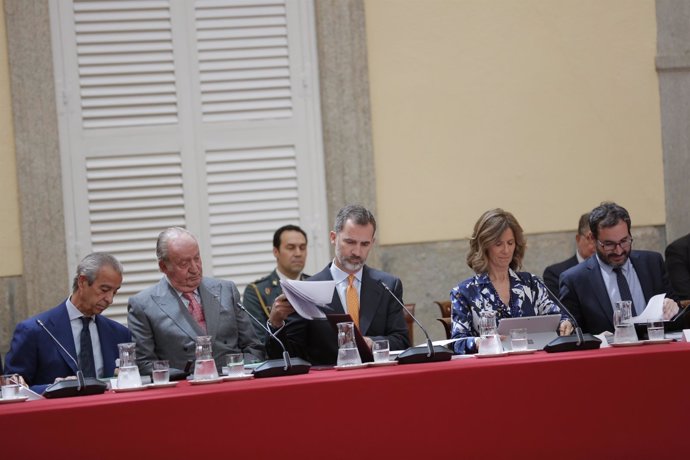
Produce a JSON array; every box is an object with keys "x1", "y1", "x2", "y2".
[
  {"x1": 543, "y1": 213, "x2": 595, "y2": 295},
  {"x1": 559, "y1": 202, "x2": 679, "y2": 334}
]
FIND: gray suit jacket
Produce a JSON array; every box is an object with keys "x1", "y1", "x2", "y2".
[{"x1": 128, "y1": 277, "x2": 265, "y2": 373}]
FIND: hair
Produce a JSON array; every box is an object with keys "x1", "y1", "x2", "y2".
[
  {"x1": 334, "y1": 204, "x2": 377, "y2": 235},
  {"x1": 71, "y1": 252, "x2": 123, "y2": 292},
  {"x1": 273, "y1": 224, "x2": 308, "y2": 249},
  {"x1": 588, "y1": 202, "x2": 631, "y2": 240},
  {"x1": 156, "y1": 227, "x2": 198, "y2": 264},
  {"x1": 577, "y1": 213, "x2": 591, "y2": 236},
  {"x1": 466, "y1": 208, "x2": 526, "y2": 274}
]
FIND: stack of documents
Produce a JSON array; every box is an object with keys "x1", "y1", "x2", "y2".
[{"x1": 280, "y1": 279, "x2": 335, "y2": 320}]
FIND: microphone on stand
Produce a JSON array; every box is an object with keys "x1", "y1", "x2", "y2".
[
  {"x1": 539, "y1": 280, "x2": 601, "y2": 353},
  {"x1": 378, "y1": 280, "x2": 453, "y2": 364},
  {"x1": 36, "y1": 319, "x2": 107, "y2": 398},
  {"x1": 237, "y1": 302, "x2": 310, "y2": 378}
]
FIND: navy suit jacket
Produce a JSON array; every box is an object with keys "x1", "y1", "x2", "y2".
[
  {"x1": 543, "y1": 255, "x2": 578, "y2": 295},
  {"x1": 559, "y1": 251, "x2": 674, "y2": 334},
  {"x1": 267, "y1": 264, "x2": 410, "y2": 365},
  {"x1": 4, "y1": 301, "x2": 131, "y2": 394},
  {"x1": 665, "y1": 233, "x2": 690, "y2": 300}
]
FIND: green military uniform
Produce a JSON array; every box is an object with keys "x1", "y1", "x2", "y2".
[{"x1": 242, "y1": 270, "x2": 309, "y2": 342}]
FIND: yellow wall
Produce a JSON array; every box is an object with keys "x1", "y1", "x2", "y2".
[
  {"x1": 0, "y1": 0, "x2": 23, "y2": 276},
  {"x1": 365, "y1": 0, "x2": 664, "y2": 245}
]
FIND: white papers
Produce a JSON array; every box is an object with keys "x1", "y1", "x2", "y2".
[
  {"x1": 414, "y1": 338, "x2": 461, "y2": 348},
  {"x1": 280, "y1": 279, "x2": 335, "y2": 320},
  {"x1": 595, "y1": 332, "x2": 612, "y2": 347},
  {"x1": 631, "y1": 293, "x2": 666, "y2": 323}
]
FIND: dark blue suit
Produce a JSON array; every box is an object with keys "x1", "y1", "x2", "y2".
[
  {"x1": 267, "y1": 264, "x2": 410, "y2": 365},
  {"x1": 543, "y1": 255, "x2": 578, "y2": 295},
  {"x1": 4, "y1": 301, "x2": 131, "y2": 394},
  {"x1": 559, "y1": 251, "x2": 674, "y2": 334}
]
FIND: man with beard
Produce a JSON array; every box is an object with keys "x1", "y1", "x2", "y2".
[
  {"x1": 559, "y1": 202, "x2": 679, "y2": 334},
  {"x1": 265, "y1": 205, "x2": 410, "y2": 365},
  {"x1": 128, "y1": 227, "x2": 264, "y2": 375}
]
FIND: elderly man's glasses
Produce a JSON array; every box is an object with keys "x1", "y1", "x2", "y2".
[{"x1": 596, "y1": 237, "x2": 633, "y2": 252}]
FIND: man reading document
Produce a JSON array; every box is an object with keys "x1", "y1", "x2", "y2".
[{"x1": 266, "y1": 205, "x2": 410, "y2": 365}]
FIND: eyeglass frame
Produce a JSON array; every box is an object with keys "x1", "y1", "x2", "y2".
[{"x1": 596, "y1": 236, "x2": 633, "y2": 252}]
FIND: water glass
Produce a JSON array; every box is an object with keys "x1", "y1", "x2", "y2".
[
  {"x1": 647, "y1": 318, "x2": 665, "y2": 341},
  {"x1": 0, "y1": 374, "x2": 21, "y2": 400},
  {"x1": 152, "y1": 360, "x2": 170, "y2": 384},
  {"x1": 225, "y1": 353, "x2": 245, "y2": 377},
  {"x1": 372, "y1": 339, "x2": 390, "y2": 362},
  {"x1": 510, "y1": 328, "x2": 529, "y2": 351}
]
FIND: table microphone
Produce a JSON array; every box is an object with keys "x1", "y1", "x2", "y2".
[
  {"x1": 237, "y1": 302, "x2": 311, "y2": 378},
  {"x1": 539, "y1": 280, "x2": 601, "y2": 353},
  {"x1": 377, "y1": 280, "x2": 453, "y2": 364},
  {"x1": 36, "y1": 319, "x2": 107, "y2": 398}
]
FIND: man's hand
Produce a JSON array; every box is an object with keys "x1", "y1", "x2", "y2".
[
  {"x1": 662, "y1": 298, "x2": 680, "y2": 320},
  {"x1": 268, "y1": 294, "x2": 295, "y2": 329}
]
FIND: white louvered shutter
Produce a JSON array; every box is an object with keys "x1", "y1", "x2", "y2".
[{"x1": 51, "y1": 0, "x2": 328, "y2": 322}]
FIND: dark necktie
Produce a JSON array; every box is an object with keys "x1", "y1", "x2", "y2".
[
  {"x1": 613, "y1": 267, "x2": 636, "y2": 315},
  {"x1": 79, "y1": 316, "x2": 97, "y2": 378}
]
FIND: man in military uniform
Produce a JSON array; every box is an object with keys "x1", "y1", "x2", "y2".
[{"x1": 242, "y1": 225, "x2": 309, "y2": 340}]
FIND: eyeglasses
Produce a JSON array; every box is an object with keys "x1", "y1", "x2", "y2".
[{"x1": 596, "y1": 237, "x2": 633, "y2": 252}]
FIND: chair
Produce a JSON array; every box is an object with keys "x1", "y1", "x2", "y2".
[
  {"x1": 434, "y1": 300, "x2": 452, "y2": 339},
  {"x1": 402, "y1": 303, "x2": 416, "y2": 344}
]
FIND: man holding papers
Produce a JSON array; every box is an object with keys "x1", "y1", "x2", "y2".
[
  {"x1": 559, "y1": 202, "x2": 679, "y2": 334},
  {"x1": 266, "y1": 205, "x2": 410, "y2": 365}
]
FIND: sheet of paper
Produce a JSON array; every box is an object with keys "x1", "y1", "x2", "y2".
[
  {"x1": 595, "y1": 332, "x2": 612, "y2": 347},
  {"x1": 632, "y1": 293, "x2": 666, "y2": 323},
  {"x1": 414, "y1": 338, "x2": 461, "y2": 348},
  {"x1": 280, "y1": 279, "x2": 335, "y2": 320}
]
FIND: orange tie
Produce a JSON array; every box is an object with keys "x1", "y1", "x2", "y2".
[{"x1": 346, "y1": 274, "x2": 360, "y2": 328}]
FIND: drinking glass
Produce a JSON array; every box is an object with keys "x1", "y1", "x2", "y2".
[
  {"x1": 225, "y1": 353, "x2": 245, "y2": 377},
  {"x1": 373, "y1": 340, "x2": 390, "y2": 363},
  {"x1": 647, "y1": 318, "x2": 665, "y2": 341},
  {"x1": 152, "y1": 360, "x2": 170, "y2": 384},
  {"x1": 510, "y1": 328, "x2": 529, "y2": 351},
  {"x1": 0, "y1": 374, "x2": 21, "y2": 400}
]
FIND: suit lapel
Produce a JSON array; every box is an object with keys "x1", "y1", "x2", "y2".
[
  {"x1": 48, "y1": 305, "x2": 79, "y2": 374},
  {"x1": 587, "y1": 257, "x2": 615, "y2": 330},
  {"x1": 199, "y1": 280, "x2": 221, "y2": 338},
  {"x1": 358, "y1": 266, "x2": 382, "y2": 335},
  {"x1": 153, "y1": 279, "x2": 202, "y2": 340}
]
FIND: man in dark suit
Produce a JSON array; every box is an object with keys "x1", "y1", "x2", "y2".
[
  {"x1": 665, "y1": 233, "x2": 690, "y2": 300},
  {"x1": 542, "y1": 213, "x2": 595, "y2": 294},
  {"x1": 559, "y1": 202, "x2": 679, "y2": 334},
  {"x1": 266, "y1": 205, "x2": 410, "y2": 365},
  {"x1": 4, "y1": 253, "x2": 131, "y2": 394},
  {"x1": 128, "y1": 227, "x2": 264, "y2": 375},
  {"x1": 242, "y1": 224, "x2": 309, "y2": 341}
]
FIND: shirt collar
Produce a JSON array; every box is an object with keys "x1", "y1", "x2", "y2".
[
  {"x1": 275, "y1": 267, "x2": 302, "y2": 282},
  {"x1": 164, "y1": 275, "x2": 199, "y2": 298},
  {"x1": 595, "y1": 253, "x2": 632, "y2": 274},
  {"x1": 329, "y1": 260, "x2": 363, "y2": 286},
  {"x1": 66, "y1": 297, "x2": 90, "y2": 320}
]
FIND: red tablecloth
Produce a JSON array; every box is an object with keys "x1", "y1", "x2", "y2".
[{"x1": 2, "y1": 342, "x2": 689, "y2": 459}]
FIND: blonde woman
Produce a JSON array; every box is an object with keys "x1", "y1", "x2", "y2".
[{"x1": 451, "y1": 209, "x2": 573, "y2": 354}]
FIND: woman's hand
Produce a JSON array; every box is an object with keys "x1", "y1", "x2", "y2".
[{"x1": 559, "y1": 319, "x2": 574, "y2": 336}]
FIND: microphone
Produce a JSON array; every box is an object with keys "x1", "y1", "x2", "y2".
[
  {"x1": 36, "y1": 319, "x2": 107, "y2": 398},
  {"x1": 378, "y1": 280, "x2": 453, "y2": 364},
  {"x1": 538, "y1": 279, "x2": 601, "y2": 353},
  {"x1": 237, "y1": 302, "x2": 311, "y2": 378}
]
